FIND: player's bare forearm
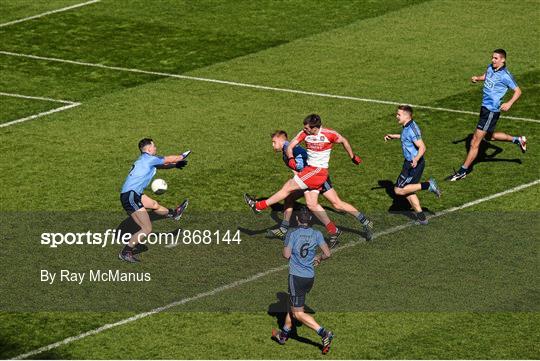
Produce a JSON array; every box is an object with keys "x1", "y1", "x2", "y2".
[
  {"x1": 337, "y1": 136, "x2": 355, "y2": 158},
  {"x1": 286, "y1": 139, "x2": 300, "y2": 159},
  {"x1": 501, "y1": 87, "x2": 521, "y2": 111},
  {"x1": 384, "y1": 134, "x2": 400, "y2": 142},
  {"x1": 412, "y1": 140, "x2": 426, "y2": 165},
  {"x1": 163, "y1": 154, "x2": 185, "y2": 164},
  {"x1": 283, "y1": 247, "x2": 292, "y2": 260},
  {"x1": 320, "y1": 243, "x2": 331, "y2": 259},
  {"x1": 508, "y1": 87, "x2": 522, "y2": 105},
  {"x1": 471, "y1": 73, "x2": 486, "y2": 83}
]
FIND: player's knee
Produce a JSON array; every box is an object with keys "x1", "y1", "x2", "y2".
[
  {"x1": 472, "y1": 134, "x2": 483, "y2": 147},
  {"x1": 306, "y1": 201, "x2": 318, "y2": 211},
  {"x1": 291, "y1": 310, "x2": 305, "y2": 319},
  {"x1": 394, "y1": 187, "x2": 404, "y2": 195}
]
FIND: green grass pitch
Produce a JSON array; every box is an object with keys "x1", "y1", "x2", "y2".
[{"x1": 0, "y1": 0, "x2": 539, "y2": 359}]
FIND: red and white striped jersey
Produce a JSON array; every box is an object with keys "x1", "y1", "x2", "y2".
[{"x1": 294, "y1": 127, "x2": 341, "y2": 168}]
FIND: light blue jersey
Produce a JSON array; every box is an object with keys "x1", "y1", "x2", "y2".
[
  {"x1": 284, "y1": 226, "x2": 325, "y2": 278},
  {"x1": 482, "y1": 64, "x2": 518, "y2": 112},
  {"x1": 121, "y1": 153, "x2": 165, "y2": 194},
  {"x1": 400, "y1": 120, "x2": 422, "y2": 162}
]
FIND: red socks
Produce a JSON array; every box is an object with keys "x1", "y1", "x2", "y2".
[
  {"x1": 255, "y1": 200, "x2": 268, "y2": 211},
  {"x1": 325, "y1": 222, "x2": 337, "y2": 235}
]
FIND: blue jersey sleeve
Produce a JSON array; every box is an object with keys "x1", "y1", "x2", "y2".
[
  {"x1": 410, "y1": 123, "x2": 422, "y2": 142},
  {"x1": 502, "y1": 71, "x2": 518, "y2": 90}
]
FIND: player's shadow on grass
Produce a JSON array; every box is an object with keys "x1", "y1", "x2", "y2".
[
  {"x1": 238, "y1": 196, "x2": 362, "y2": 238},
  {"x1": 115, "y1": 213, "x2": 181, "y2": 253},
  {"x1": 267, "y1": 292, "x2": 322, "y2": 350},
  {"x1": 371, "y1": 180, "x2": 434, "y2": 220},
  {"x1": 453, "y1": 134, "x2": 522, "y2": 168}
]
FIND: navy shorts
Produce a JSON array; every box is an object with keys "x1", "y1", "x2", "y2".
[
  {"x1": 395, "y1": 157, "x2": 425, "y2": 188},
  {"x1": 120, "y1": 191, "x2": 143, "y2": 215},
  {"x1": 476, "y1": 106, "x2": 500, "y2": 133},
  {"x1": 320, "y1": 176, "x2": 333, "y2": 194},
  {"x1": 288, "y1": 274, "x2": 314, "y2": 308}
]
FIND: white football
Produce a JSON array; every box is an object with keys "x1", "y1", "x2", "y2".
[{"x1": 151, "y1": 178, "x2": 168, "y2": 194}]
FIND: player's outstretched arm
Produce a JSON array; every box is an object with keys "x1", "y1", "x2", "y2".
[
  {"x1": 471, "y1": 73, "x2": 486, "y2": 83},
  {"x1": 384, "y1": 134, "x2": 400, "y2": 142},
  {"x1": 162, "y1": 150, "x2": 191, "y2": 165}
]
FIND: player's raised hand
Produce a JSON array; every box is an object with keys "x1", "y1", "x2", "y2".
[
  {"x1": 351, "y1": 154, "x2": 362, "y2": 165},
  {"x1": 471, "y1": 76, "x2": 478, "y2": 83},
  {"x1": 384, "y1": 134, "x2": 392, "y2": 142}
]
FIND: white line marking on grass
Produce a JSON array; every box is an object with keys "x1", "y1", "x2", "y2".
[
  {"x1": 13, "y1": 178, "x2": 540, "y2": 360},
  {"x1": 0, "y1": 103, "x2": 81, "y2": 128},
  {"x1": 0, "y1": 0, "x2": 101, "y2": 28},
  {"x1": 1, "y1": 50, "x2": 538, "y2": 124},
  {"x1": 0, "y1": 92, "x2": 80, "y2": 128},
  {"x1": 0, "y1": 91, "x2": 76, "y2": 104}
]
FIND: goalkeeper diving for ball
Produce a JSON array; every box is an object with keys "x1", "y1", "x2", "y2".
[{"x1": 119, "y1": 138, "x2": 190, "y2": 263}]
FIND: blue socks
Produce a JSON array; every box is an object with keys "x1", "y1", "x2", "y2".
[
  {"x1": 356, "y1": 213, "x2": 368, "y2": 225},
  {"x1": 317, "y1": 327, "x2": 327, "y2": 337},
  {"x1": 282, "y1": 326, "x2": 291, "y2": 337}
]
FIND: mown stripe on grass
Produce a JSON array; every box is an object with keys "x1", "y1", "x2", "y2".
[{"x1": 1, "y1": 50, "x2": 539, "y2": 124}]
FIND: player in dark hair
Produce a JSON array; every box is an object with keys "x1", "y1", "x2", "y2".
[
  {"x1": 493, "y1": 48, "x2": 506, "y2": 59},
  {"x1": 138, "y1": 138, "x2": 154, "y2": 152},
  {"x1": 244, "y1": 114, "x2": 365, "y2": 245},
  {"x1": 397, "y1": 104, "x2": 413, "y2": 115},
  {"x1": 271, "y1": 207, "x2": 334, "y2": 354},
  {"x1": 384, "y1": 105, "x2": 441, "y2": 224},
  {"x1": 119, "y1": 138, "x2": 191, "y2": 263},
  {"x1": 268, "y1": 130, "x2": 373, "y2": 243},
  {"x1": 449, "y1": 49, "x2": 525, "y2": 181},
  {"x1": 303, "y1": 113, "x2": 322, "y2": 128}
]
